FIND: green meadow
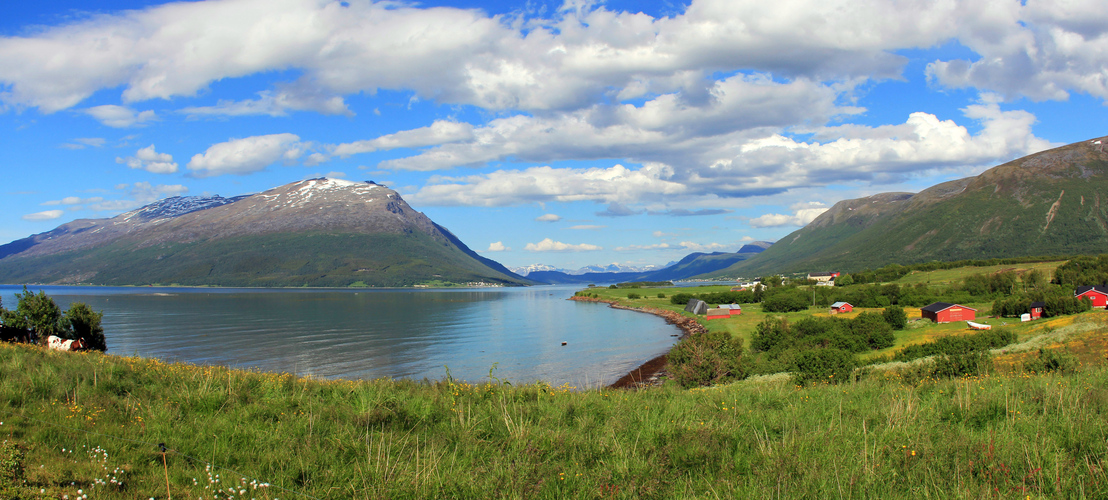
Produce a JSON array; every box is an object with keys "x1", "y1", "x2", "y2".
[{"x1": 4, "y1": 266, "x2": 1108, "y2": 498}]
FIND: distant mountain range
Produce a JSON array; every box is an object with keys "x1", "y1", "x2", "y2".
[
  {"x1": 0, "y1": 178, "x2": 534, "y2": 287},
  {"x1": 525, "y1": 242, "x2": 772, "y2": 284},
  {"x1": 707, "y1": 135, "x2": 1108, "y2": 277},
  {"x1": 509, "y1": 262, "x2": 672, "y2": 277}
]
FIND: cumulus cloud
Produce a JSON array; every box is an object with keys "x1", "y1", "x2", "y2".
[
  {"x1": 22, "y1": 210, "x2": 64, "y2": 221},
  {"x1": 486, "y1": 241, "x2": 510, "y2": 252},
  {"x1": 570, "y1": 225, "x2": 606, "y2": 230},
  {"x1": 116, "y1": 145, "x2": 178, "y2": 174},
  {"x1": 332, "y1": 121, "x2": 474, "y2": 158},
  {"x1": 61, "y1": 137, "x2": 106, "y2": 149},
  {"x1": 535, "y1": 214, "x2": 562, "y2": 222},
  {"x1": 84, "y1": 105, "x2": 156, "y2": 128},
  {"x1": 523, "y1": 238, "x2": 602, "y2": 252},
  {"x1": 84, "y1": 182, "x2": 189, "y2": 213},
  {"x1": 407, "y1": 164, "x2": 685, "y2": 207},
  {"x1": 186, "y1": 133, "x2": 302, "y2": 177},
  {"x1": 615, "y1": 241, "x2": 732, "y2": 252},
  {"x1": 651, "y1": 208, "x2": 733, "y2": 216},
  {"x1": 749, "y1": 202, "x2": 830, "y2": 228},
  {"x1": 181, "y1": 80, "x2": 352, "y2": 117}
]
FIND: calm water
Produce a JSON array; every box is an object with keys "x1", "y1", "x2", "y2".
[{"x1": 0, "y1": 285, "x2": 679, "y2": 387}]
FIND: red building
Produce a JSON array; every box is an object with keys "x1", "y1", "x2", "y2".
[
  {"x1": 1074, "y1": 286, "x2": 1108, "y2": 308},
  {"x1": 706, "y1": 308, "x2": 730, "y2": 320},
  {"x1": 1030, "y1": 301, "x2": 1045, "y2": 319},
  {"x1": 921, "y1": 302, "x2": 977, "y2": 323},
  {"x1": 830, "y1": 301, "x2": 853, "y2": 314},
  {"x1": 718, "y1": 304, "x2": 742, "y2": 316}
]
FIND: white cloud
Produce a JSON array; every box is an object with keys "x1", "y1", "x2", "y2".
[
  {"x1": 42, "y1": 196, "x2": 104, "y2": 206},
  {"x1": 83, "y1": 182, "x2": 190, "y2": 212},
  {"x1": 332, "y1": 121, "x2": 474, "y2": 158},
  {"x1": 85, "y1": 105, "x2": 156, "y2": 128},
  {"x1": 181, "y1": 79, "x2": 352, "y2": 117},
  {"x1": 407, "y1": 164, "x2": 685, "y2": 207},
  {"x1": 615, "y1": 243, "x2": 673, "y2": 251},
  {"x1": 535, "y1": 214, "x2": 562, "y2": 222},
  {"x1": 486, "y1": 241, "x2": 510, "y2": 252},
  {"x1": 21, "y1": 210, "x2": 64, "y2": 221},
  {"x1": 116, "y1": 145, "x2": 178, "y2": 174},
  {"x1": 186, "y1": 133, "x2": 302, "y2": 177},
  {"x1": 570, "y1": 225, "x2": 606, "y2": 230},
  {"x1": 614, "y1": 241, "x2": 732, "y2": 252},
  {"x1": 61, "y1": 137, "x2": 106, "y2": 149},
  {"x1": 748, "y1": 203, "x2": 830, "y2": 228},
  {"x1": 524, "y1": 238, "x2": 602, "y2": 252}
]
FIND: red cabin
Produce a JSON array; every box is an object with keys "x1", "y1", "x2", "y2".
[
  {"x1": 706, "y1": 308, "x2": 730, "y2": 320},
  {"x1": 1030, "y1": 301, "x2": 1045, "y2": 319},
  {"x1": 1075, "y1": 286, "x2": 1108, "y2": 308},
  {"x1": 830, "y1": 302, "x2": 853, "y2": 314},
  {"x1": 921, "y1": 302, "x2": 977, "y2": 323}
]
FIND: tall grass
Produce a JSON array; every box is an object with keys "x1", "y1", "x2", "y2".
[{"x1": 2, "y1": 341, "x2": 1108, "y2": 498}]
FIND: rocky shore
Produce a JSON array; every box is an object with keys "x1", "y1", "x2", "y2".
[{"x1": 568, "y1": 295, "x2": 707, "y2": 389}]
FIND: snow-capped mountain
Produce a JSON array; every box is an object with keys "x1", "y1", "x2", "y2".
[{"x1": 0, "y1": 178, "x2": 531, "y2": 287}]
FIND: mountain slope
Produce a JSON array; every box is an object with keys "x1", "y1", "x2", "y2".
[
  {"x1": 528, "y1": 245, "x2": 769, "y2": 284},
  {"x1": 710, "y1": 135, "x2": 1108, "y2": 276},
  {"x1": 0, "y1": 178, "x2": 533, "y2": 287}
]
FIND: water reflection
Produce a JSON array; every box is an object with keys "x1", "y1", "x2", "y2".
[{"x1": 0, "y1": 285, "x2": 678, "y2": 387}]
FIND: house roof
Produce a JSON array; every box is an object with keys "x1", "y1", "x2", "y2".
[
  {"x1": 830, "y1": 301, "x2": 851, "y2": 308},
  {"x1": 808, "y1": 272, "x2": 837, "y2": 277},
  {"x1": 1074, "y1": 285, "x2": 1108, "y2": 296},
  {"x1": 717, "y1": 304, "x2": 741, "y2": 310},
  {"x1": 1030, "y1": 301, "x2": 1045, "y2": 308},
  {"x1": 706, "y1": 308, "x2": 729, "y2": 316},
  {"x1": 921, "y1": 302, "x2": 977, "y2": 313}
]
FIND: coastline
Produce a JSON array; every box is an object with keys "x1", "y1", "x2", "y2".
[{"x1": 568, "y1": 296, "x2": 707, "y2": 389}]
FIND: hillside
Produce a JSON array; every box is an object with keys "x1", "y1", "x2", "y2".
[
  {"x1": 708, "y1": 135, "x2": 1108, "y2": 276},
  {"x1": 0, "y1": 178, "x2": 533, "y2": 287},
  {"x1": 529, "y1": 243, "x2": 770, "y2": 284}
]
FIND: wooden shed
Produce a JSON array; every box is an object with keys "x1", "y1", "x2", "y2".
[
  {"x1": 1030, "y1": 301, "x2": 1045, "y2": 319},
  {"x1": 1075, "y1": 286, "x2": 1108, "y2": 308},
  {"x1": 706, "y1": 308, "x2": 730, "y2": 320},
  {"x1": 830, "y1": 301, "x2": 853, "y2": 314},
  {"x1": 717, "y1": 304, "x2": 742, "y2": 316},
  {"x1": 921, "y1": 302, "x2": 977, "y2": 323}
]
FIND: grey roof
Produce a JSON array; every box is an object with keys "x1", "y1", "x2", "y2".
[
  {"x1": 1075, "y1": 285, "x2": 1108, "y2": 296},
  {"x1": 684, "y1": 299, "x2": 708, "y2": 315},
  {"x1": 830, "y1": 301, "x2": 851, "y2": 308},
  {"x1": 921, "y1": 302, "x2": 977, "y2": 313},
  {"x1": 718, "y1": 304, "x2": 741, "y2": 310}
]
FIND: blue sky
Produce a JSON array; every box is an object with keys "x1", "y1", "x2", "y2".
[{"x1": 2, "y1": 0, "x2": 1107, "y2": 271}]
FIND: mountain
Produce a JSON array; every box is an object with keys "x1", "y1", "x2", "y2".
[
  {"x1": 527, "y1": 248, "x2": 767, "y2": 284},
  {"x1": 0, "y1": 178, "x2": 534, "y2": 287},
  {"x1": 708, "y1": 135, "x2": 1108, "y2": 276}
]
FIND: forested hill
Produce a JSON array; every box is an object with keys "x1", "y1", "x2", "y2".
[{"x1": 706, "y1": 135, "x2": 1108, "y2": 276}]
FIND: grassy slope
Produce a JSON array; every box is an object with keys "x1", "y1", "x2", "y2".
[
  {"x1": 707, "y1": 160, "x2": 1108, "y2": 277},
  {"x1": 0, "y1": 232, "x2": 528, "y2": 287},
  {"x1": 4, "y1": 330, "x2": 1108, "y2": 499}
]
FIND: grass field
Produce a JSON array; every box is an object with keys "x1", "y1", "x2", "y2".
[
  {"x1": 895, "y1": 261, "x2": 1066, "y2": 286},
  {"x1": 4, "y1": 281, "x2": 1108, "y2": 498}
]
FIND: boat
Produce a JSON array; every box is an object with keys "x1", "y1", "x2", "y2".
[{"x1": 966, "y1": 321, "x2": 992, "y2": 330}]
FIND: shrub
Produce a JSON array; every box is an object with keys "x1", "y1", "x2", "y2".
[
  {"x1": 751, "y1": 316, "x2": 791, "y2": 352},
  {"x1": 0, "y1": 287, "x2": 64, "y2": 341},
  {"x1": 883, "y1": 305, "x2": 908, "y2": 330},
  {"x1": 894, "y1": 329, "x2": 1016, "y2": 362},
  {"x1": 792, "y1": 348, "x2": 856, "y2": 385},
  {"x1": 762, "y1": 289, "x2": 810, "y2": 313},
  {"x1": 930, "y1": 351, "x2": 993, "y2": 378},
  {"x1": 627, "y1": 293, "x2": 641, "y2": 299},
  {"x1": 65, "y1": 302, "x2": 106, "y2": 352},
  {"x1": 1023, "y1": 348, "x2": 1077, "y2": 374},
  {"x1": 851, "y1": 312, "x2": 895, "y2": 350},
  {"x1": 667, "y1": 332, "x2": 748, "y2": 388},
  {"x1": 670, "y1": 293, "x2": 694, "y2": 306},
  {"x1": 657, "y1": 293, "x2": 666, "y2": 299}
]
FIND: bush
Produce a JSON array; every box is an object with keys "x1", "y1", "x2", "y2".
[
  {"x1": 0, "y1": 287, "x2": 64, "y2": 341},
  {"x1": 792, "y1": 348, "x2": 856, "y2": 385},
  {"x1": 930, "y1": 351, "x2": 993, "y2": 378},
  {"x1": 762, "y1": 289, "x2": 810, "y2": 313},
  {"x1": 751, "y1": 316, "x2": 791, "y2": 353},
  {"x1": 1023, "y1": 348, "x2": 1077, "y2": 374},
  {"x1": 883, "y1": 305, "x2": 908, "y2": 330},
  {"x1": 65, "y1": 302, "x2": 106, "y2": 351},
  {"x1": 851, "y1": 312, "x2": 895, "y2": 349},
  {"x1": 667, "y1": 332, "x2": 748, "y2": 388},
  {"x1": 894, "y1": 329, "x2": 1016, "y2": 362},
  {"x1": 657, "y1": 293, "x2": 666, "y2": 299},
  {"x1": 670, "y1": 293, "x2": 694, "y2": 306},
  {"x1": 627, "y1": 293, "x2": 641, "y2": 299}
]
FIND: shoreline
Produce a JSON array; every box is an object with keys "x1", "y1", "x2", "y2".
[{"x1": 568, "y1": 296, "x2": 707, "y2": 389}]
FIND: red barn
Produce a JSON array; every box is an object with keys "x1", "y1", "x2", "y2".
[
  {"x1": 1030, "y1": 301, "x2": 1045, "y2": 319},
  {"x1": 921, "y1": 302, "x2": 977, "y2": 323},
  {"x1": 830, "y1": 301, "x2": 853, "y2": 314},
  {"x1": 706, "y1": 308, "x2": 730, "y2": 320},
  {"x1": 718, "y1": 304, "x2": 742, "y2": 316},
  {"x1": 1074, "y1": 286, "x2": 1108, "y2": 308}
]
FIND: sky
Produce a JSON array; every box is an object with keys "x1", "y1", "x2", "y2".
[{"x1": 1, "y1": 0, "x2": 1106, "y2": 271}]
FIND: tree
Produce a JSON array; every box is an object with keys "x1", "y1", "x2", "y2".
[
  {"x1": 835, "y1": 273, "x2": 854, "y2": 286},
  {"x1": 64, "y1": 302, "x2": 106, "y2": 352},
  {"x1": 0, "y1": 287, "x2": 63, "y2": 342},
  {"x1": 882, "y1": 305, "x2": 908, "y2": 330}
]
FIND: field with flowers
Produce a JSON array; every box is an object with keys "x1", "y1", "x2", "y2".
[{"x1": 3, "y1": 307, "x2": 1108, "y2": 499}]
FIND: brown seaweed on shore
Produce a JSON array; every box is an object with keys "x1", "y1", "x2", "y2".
[{"x1": 568, "y1": 296, "x2": 707, "y2": 389}]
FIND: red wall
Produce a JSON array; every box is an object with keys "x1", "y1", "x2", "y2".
[{"x1": 1077, "y1": 291, "x2": 1108, "y2": 308}]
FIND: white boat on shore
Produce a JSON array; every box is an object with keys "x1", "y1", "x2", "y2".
[{"x1": 967, "y1": 321, "x2": 992, "y2": 330}]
